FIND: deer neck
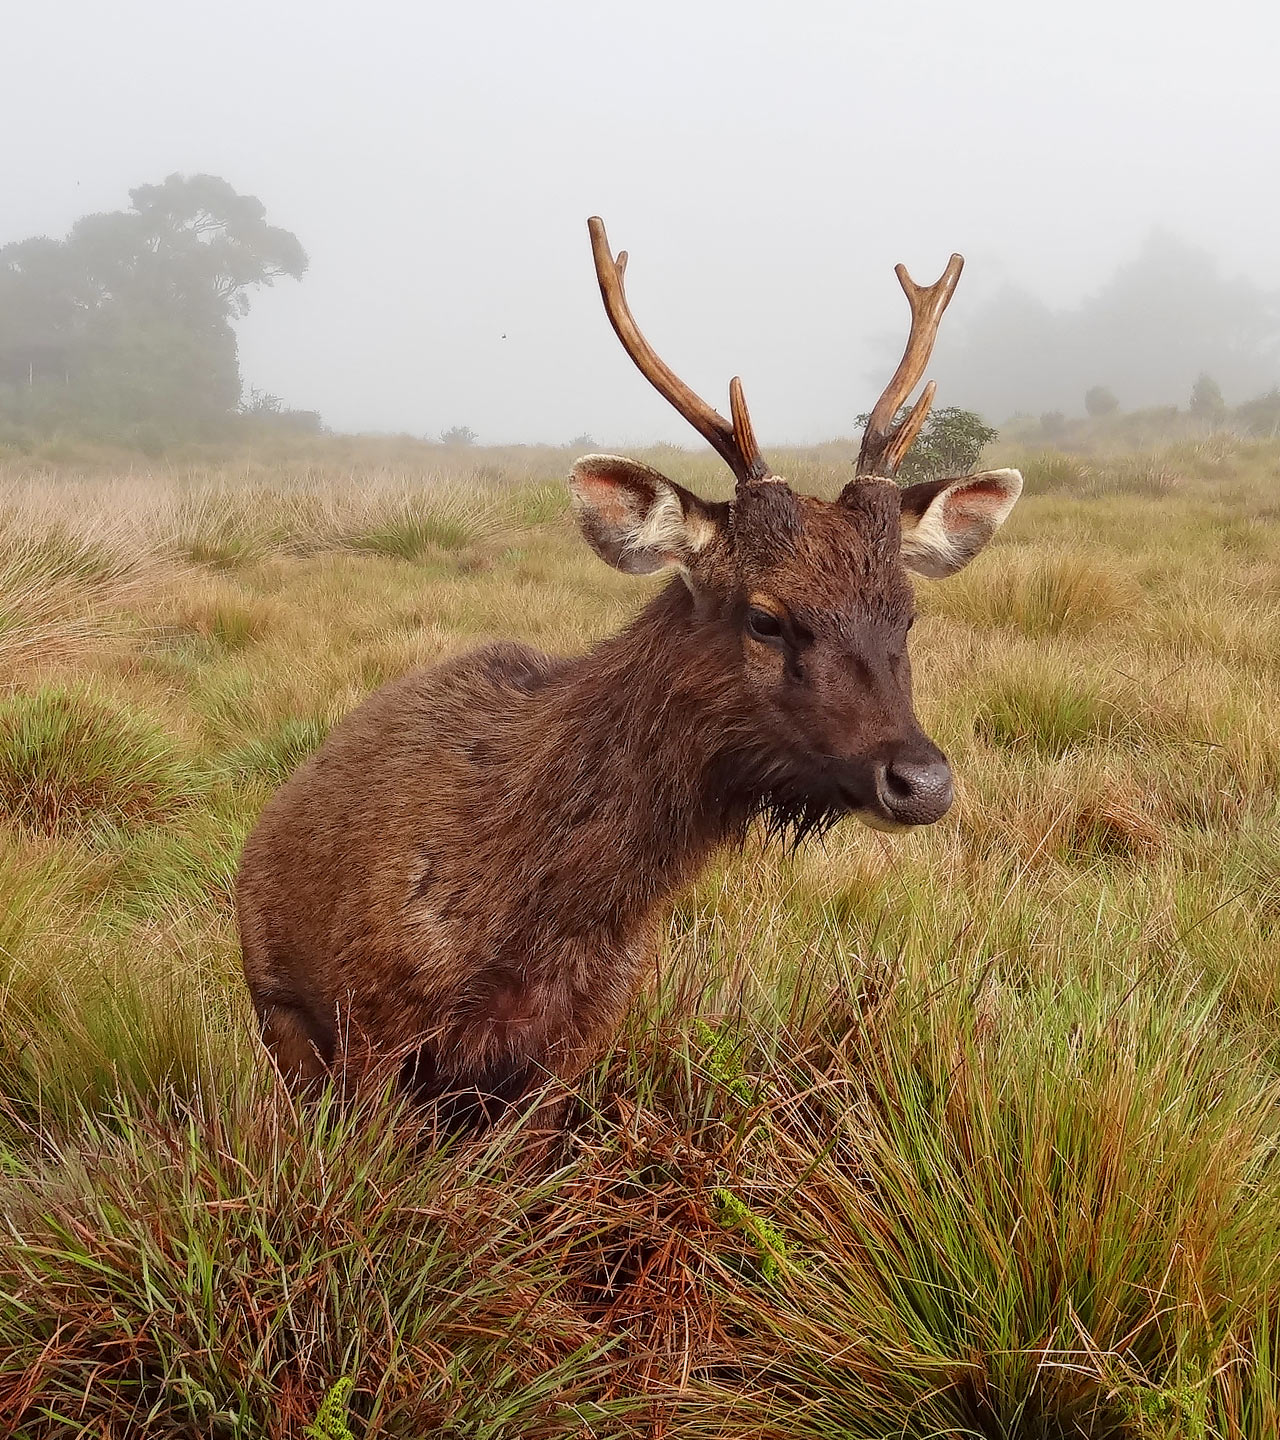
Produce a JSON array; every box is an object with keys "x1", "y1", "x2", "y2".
[{"x1": 512, "y1": 580, "x2": 750, "y2": 938}]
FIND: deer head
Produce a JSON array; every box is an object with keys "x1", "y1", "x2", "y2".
[{"x1": 570, "y1": 217, "x2": 1021, "y2": 836}]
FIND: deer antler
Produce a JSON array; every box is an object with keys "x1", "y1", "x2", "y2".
[
  {"x1": 856, "y1": 255, "x2": 964, "y2": 478},
  {"x1": 588, "y1": 216, "x2": 773, "y2": 487}
]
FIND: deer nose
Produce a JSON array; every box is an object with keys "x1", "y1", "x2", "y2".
[{"x1": 873, "y1": 751, "x2": 954, "y2": 827}]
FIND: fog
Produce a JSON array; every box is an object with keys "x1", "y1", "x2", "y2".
[{"x1": 4, "y1": 0, "x2": 1279, "y2": 444}]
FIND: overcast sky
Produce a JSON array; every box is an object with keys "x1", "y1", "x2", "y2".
[{"x1": 4, "y1": 0, "x2": 1278, "y2": 445}]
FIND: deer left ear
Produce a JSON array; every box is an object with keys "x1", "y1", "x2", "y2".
[
  {"x1": 569, "y1": 454, "x2": 724, "y2": 575},
  {"x1": 898, "y1": 468, "x2": 1023, "y2": 579}
]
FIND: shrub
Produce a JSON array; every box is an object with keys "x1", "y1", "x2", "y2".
[
  {"x1": 1234, "y1": 388, "x2": 1280, "y2": 439},
  {"x1": 851, "y1": 405, "x2": 998, "y2": 480},
  {"x1": 1190, "y1": 373, "x2": 1227, "y2": 424}
]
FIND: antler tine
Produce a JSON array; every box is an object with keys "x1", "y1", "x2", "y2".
[
  {"x1": 856, "y1": 254, "x2": 964, "y2": 478},
  {"x1": 587, "y1": 217, "x2": 771, "y2": 486}
]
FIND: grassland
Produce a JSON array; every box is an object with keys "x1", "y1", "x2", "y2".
[{"x1": 0, "y1": 433, "x2": 1277, "y2": 1438}]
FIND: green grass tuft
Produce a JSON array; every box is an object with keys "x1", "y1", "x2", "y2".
[
  {"x1": 934, "y1": 549, "x2": 1140, "y2": 635},
  {"x1": 973, "y1": 663, "x2": 1125, "y2": 757},
  {"x1": 0, "y1": 686, "x2": 201, "y2": 833},
  {"x1": 1017, "y1": 450, "x2": 1092, "y2": 493},
  {"x1": 218, "y1": 714, "x2": 333, "y2": 786},
  {"x1": 350, "y1": 506, "x2": 481, "y2": 560}
]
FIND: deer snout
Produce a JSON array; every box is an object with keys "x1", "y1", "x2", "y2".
[{"x1": 871, "y1": 745, "x2": 954, "y2": 828}]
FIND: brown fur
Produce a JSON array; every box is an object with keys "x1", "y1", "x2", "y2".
[{"x1": 237, "y1": 468, "x2": 1018, "y2": 1125}]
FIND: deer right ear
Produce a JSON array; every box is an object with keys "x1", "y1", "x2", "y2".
[
  {"x1": 569, "y1": 455, "x2": 723, "y2": 575},
  {"x1": 898, "y1": 468, "x2": 1023, "y2": 578}
]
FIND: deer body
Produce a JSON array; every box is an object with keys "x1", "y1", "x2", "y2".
[
  {"x1": 238, "y1": 596, "x2": 740, "y2": 1111},
  {"x1": 237, "y1": 219, "x2": 1023, "y2": 1123}
]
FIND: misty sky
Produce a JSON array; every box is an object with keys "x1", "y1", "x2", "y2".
[{"x1": 5, "y1": 0, "x2": 1278, "y2": 446}]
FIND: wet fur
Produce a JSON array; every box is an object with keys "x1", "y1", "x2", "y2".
[{"x1": 237, "y1": 474, "x2": 1010, "y2": 1128}]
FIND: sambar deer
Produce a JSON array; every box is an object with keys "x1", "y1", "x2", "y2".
[{"x1": 236, "y1": 217, "x2": 1022, "y2": 1126}]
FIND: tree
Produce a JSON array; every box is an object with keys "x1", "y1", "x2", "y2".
[
  {"x1": 853, "y1": 405, "x2": 998, "y2": 481},
  {"x1": 1189, "y1": 372, "x2": 1226, "y2": 424},
  {"x1": 127, "y1": 174, "x2": 307, "y2": 317},
  {"x1": 1084, "y1": 385, "x2": 1119, "y2": 418},
  {"x1": 0, "y1": 174, "x2": 306, "y2": 439},
  {"x1": 439, "y1": 425, "x2": 478, "y2": 446}
]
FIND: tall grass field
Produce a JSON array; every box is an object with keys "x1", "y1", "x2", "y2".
[{"x1": 0, "y1": 434, "x2": 1278, "y2": 1438}]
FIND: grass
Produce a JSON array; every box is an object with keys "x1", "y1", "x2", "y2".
[
  {"x1": 0, "y1": 435, "x2": 1278, "y2": 1435},
  {"x1": 0, "y1": 685, "x2": 203, "y2": 835},
  {"x1": 971, "y1": 658, "x2": 1127, "y2": 757}
]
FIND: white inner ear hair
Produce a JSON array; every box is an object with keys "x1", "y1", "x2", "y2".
[
  {"x1": 631, "y1": 486, "x2": 716, "y2": 560},
  {"x1": 902, "y1": 489, "x2": 961, "y2": 564}
]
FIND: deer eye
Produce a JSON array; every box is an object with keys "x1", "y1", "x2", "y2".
[{"x1": 745, "y1": 607, "x2": 785, "y2": 645}]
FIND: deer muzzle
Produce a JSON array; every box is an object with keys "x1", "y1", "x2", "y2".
[{"x1": 866, "y1": 741, "x2": 954, "y2": 829}]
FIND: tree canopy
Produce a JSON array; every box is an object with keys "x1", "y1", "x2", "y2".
[{"x1": 0, "y1": 174, "x2": 307, "y2": 443}]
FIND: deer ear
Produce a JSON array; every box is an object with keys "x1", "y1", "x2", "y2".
[
  {"x1": 898, "y1": 468, "x2": 1023, "y2": 579},
  {"x1": 569, "y1": 455, "x2": 723, "y2": 575}
]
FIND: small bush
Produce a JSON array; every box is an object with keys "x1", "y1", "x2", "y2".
[
  {"x1": 852, "y1": 404, "x2": 997, "y2": 480},
  {"x1": 0, "y1": 687, "x2": 200, "y2": 834},
  {"x1": 1085, "y1": 385, "x2": 1120, "y2": 418}
]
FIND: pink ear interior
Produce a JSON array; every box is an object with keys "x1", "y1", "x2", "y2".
[
  {"x1": 946, "y1": 478, "x2": 1007, "y2": 528},
  {"x1": 942, "y1": 474, "x2": 1020, "y2": 533},
  {"x1": 572, "y1": 471, "x2": 636, "y2": 529}
]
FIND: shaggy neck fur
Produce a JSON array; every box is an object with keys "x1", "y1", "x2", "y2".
[{"x1": 492, "y1": 580, "x2": 764, "y2": 954}]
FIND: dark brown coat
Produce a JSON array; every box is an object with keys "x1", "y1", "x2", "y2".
[{"x1": 237, "y1": 463, "x2": 1021, "y2": 1125}]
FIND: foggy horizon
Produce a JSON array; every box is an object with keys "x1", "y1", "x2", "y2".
[{"x1": 5, "y1": 0, "x2": 1279, "y2": 446}]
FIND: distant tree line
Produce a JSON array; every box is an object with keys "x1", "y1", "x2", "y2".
[
  {"x1": 0, "y1": 174, "x2": 317, "y2": 450},
  {"x1": 1008, "y1": 369, "x2": 1280, "y2": 451},
  {"x1": 937, "y1": 231, "x2": 1280, "y2": 423}
]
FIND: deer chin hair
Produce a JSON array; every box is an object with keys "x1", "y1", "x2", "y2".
[
  {"x1": 737, "y1": 772, "x2": 918, "y2": 848},
  {"x1": 750, "y1": 793, "x2": 850, "y2": 854}
]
